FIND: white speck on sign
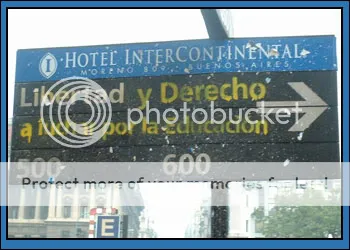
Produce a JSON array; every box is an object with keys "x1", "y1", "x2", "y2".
[
  {"x1": 165, "y1": 135, "x2": 170, "y2": 144},
  {"x1": 184, "y1": 68, "x2": 190, "y2": 74},
  {"x1": 283, "y1": 159, "x2": 290, "y2": 167},
  {"x1": 265, "y1": 77, "x2": 271, "y2": 84},
  {"x1": 109, "y1": 147, "x2": 113, "y2": 153},
  {"x1": 44, "y1": 99, "x2": 52, "y2": 106},
  {"x1": 297, "y1": 132, "x2": 304, "y2": 141},
  {"x1": 149, "y1": 148, "x2": 153, "y2": 151},
  {"x1": 300, "y1": 49, "x2": 311, "y2": 56},
  {"x1": 269, "y1": 48, "x2": 279, "y2": 57}
]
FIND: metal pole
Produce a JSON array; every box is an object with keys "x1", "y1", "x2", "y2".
[
  {"x1": 200, "y1": 8, "x2": 233, "y2": 238},
  {"x1": 210, "y1": 188, "x2": 229, "y2": 238},
  {"x1": 200, "y1": 9, "x2": 233, "y2": 39}
]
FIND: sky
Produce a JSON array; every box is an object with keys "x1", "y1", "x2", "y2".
[{"x1": 7, "y1": 9, "x2": 342, "y2": 237}]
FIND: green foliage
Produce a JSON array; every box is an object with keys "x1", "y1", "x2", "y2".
[{"x1": 251, "y1": 189, "x2": 341, "y2": 238}]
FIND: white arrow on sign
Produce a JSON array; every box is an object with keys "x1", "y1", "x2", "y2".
[{"x1": 256, "y1": 82, "x2": 328, "y2": 132}]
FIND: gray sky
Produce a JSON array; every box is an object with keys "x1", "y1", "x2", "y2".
[{"x1": 8, "y1": 9, "x2": 341, "y2": 237}]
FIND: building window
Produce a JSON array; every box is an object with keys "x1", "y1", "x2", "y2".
[
  {"x1": 80, "y1": 206, "x2": 89, "y2": 218},
  {"x1": 40, "y1": 206, "x2": 48, "y2": 219},
  {"x1": 96, "y1": 197, "x2": 106, "y2": 208},
  {"x1": 63, "y1": 206, "x2": 71, "y2": 218},
  {"x1": 25, "y1": 206, "x2": 35, "y2": 219},
  {"x1": 61, "y1": 231, "x2": 70, "y2": 238},
  {"x1": 246, "y1": 220, "x2": 249, "y2": 233},
  {"x1": 76, "y1": 228, "x2": 87, "y2": 238},
  {"x1": 9, "y1": 206, "x2": 19, "y2": 219},
  {"x1": 97, "y1": 183, "x2": 106, "y2": 193},
  {"x1": 258, "y1": 188, "x2": 265, "y2": 207},
  {"x1": 255, "y1": 221, "x2": 264, "y2": 233}
]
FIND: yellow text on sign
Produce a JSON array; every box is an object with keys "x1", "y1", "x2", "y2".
[{"x1": 160, "y1": 76, "x2": 267, "y2": 104}]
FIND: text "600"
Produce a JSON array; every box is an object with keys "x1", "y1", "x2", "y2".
[{"x1": 163, "y1": 153, "x2": 211, "y2": 175}]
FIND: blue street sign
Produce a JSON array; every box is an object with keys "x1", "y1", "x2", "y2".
[
  {"x1": 95, "y1": 216, "x2": 120, "y2": 238},
  {"x1": 15, "y1": 35, "x2": 336, "y2": 83}
]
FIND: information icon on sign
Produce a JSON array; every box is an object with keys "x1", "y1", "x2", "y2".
[{"x1": 39, "y1": 52, "x2": 57, "y2": 79}]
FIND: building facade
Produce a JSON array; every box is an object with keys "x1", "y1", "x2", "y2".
[
  {"x1": 8, "y1": 185, "x2": 143, "y2": 238},
  {"x1": 138, "y1": 208, "x2": 158, "y2": 238},
  {"x1": 185, "y1": 199, "x2": 211, "y2": 238}
]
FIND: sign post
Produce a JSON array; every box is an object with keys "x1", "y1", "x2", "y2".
[{"x1": 201, "y1": 9, "x2": 234, "y2": 39}]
